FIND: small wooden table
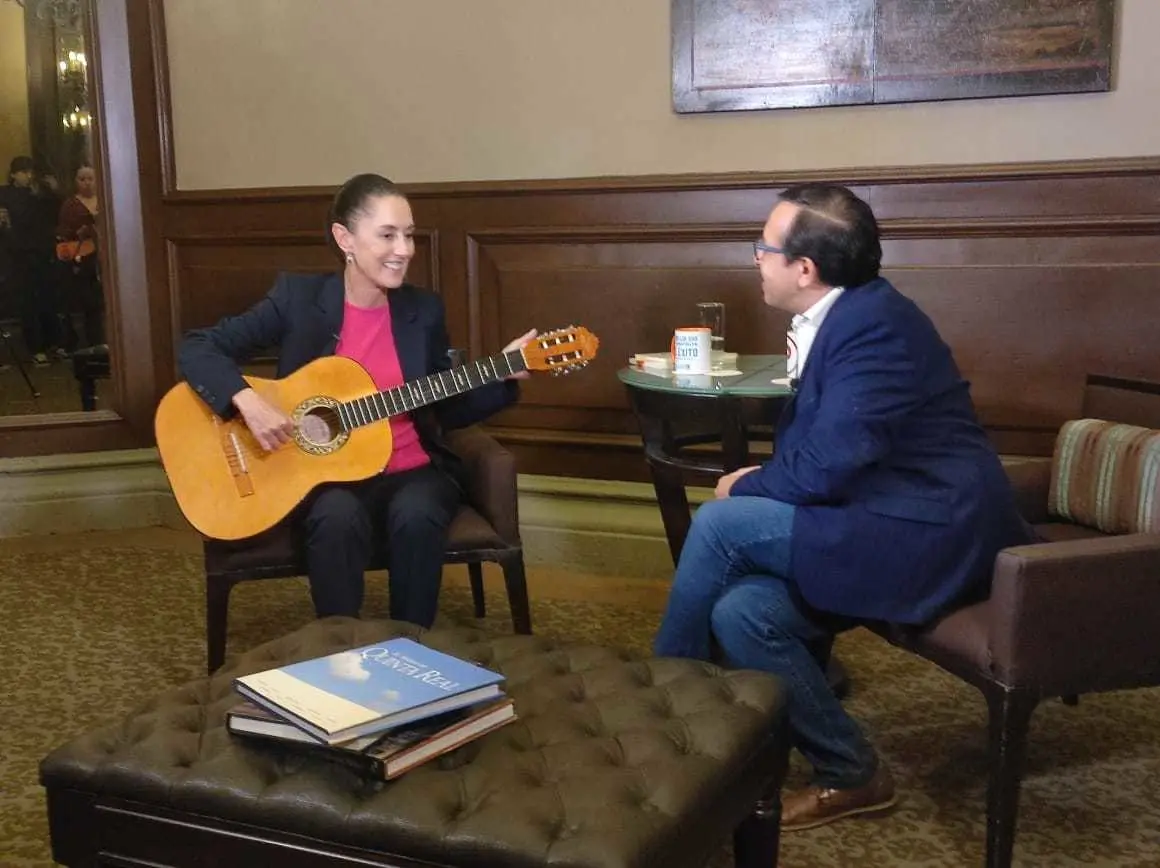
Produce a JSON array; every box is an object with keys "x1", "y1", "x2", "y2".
[{"x1": 618, "y1": 354, "x2": 793, "y2": 563}]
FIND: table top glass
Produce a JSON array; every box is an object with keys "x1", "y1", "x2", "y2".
[{"x1": 617, "y1": 354, "x2": 792, "y2": 397}]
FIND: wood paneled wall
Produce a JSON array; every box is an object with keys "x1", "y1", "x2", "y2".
[{"x1": 158, "y1": 163, "x2": 1160, "y2": 481}]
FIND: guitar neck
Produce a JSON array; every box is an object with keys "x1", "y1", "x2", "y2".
[{"x1": 337, "y1": 349, "x2": 526, "y2": 431}]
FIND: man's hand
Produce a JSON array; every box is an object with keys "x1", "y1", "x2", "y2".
[
  {"x1": 715, "y1": 465, "x2": 761, "y2": 499},
  {"x1": 501, "y1": 329, "x2": 538, "y2": 380},
  {"x1": 232, "y1": 388, "x2": 295, "y2": 452}
]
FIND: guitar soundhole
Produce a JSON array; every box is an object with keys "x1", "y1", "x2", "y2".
[{"x1": 299, "y1": 407, "x2": 342, "y2": 447}]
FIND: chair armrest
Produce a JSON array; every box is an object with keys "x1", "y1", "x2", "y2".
[
  {"x1": 444, "y1": 425, "x2": 520, "y2": 546},
  {"x1": 987, "y1": 533, "x2": 1160, "y2": 692},
  {"x1": 1001, "y1": 456, "x2": 1052, "y2": 524}
]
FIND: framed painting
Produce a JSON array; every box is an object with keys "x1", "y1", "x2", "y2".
[{"x1": 672, "y1": 0, "x2": 1115, "y2": 113}]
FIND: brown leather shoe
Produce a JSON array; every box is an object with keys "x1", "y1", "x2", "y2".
[{"x1": 781, "y1": 765, "x2": 897, "y2": 832}]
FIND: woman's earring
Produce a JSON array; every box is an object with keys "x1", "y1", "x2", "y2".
[{"x1": 344, "y1": 251, "x2": 354, "y2": 264}]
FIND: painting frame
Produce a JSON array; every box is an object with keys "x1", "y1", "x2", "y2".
[{"x1": 672, "y1": 0, "x2": 1116, "y2": 114}]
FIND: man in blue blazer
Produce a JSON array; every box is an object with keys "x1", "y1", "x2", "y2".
[{"x1": 654, "y1": 184, "x2": 1031, "y2": 831}]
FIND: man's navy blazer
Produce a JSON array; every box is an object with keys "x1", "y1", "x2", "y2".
[
  {"x1": 178, "y1": 272, "x2": 518, "y2": 471},
  {"x1": 730, "y1": 278, "x2": 1032, "y2": 625}
]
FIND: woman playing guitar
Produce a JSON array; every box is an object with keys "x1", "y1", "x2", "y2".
[{"x1": 177, "y1": 173, "x2": 537, "y2": 628}]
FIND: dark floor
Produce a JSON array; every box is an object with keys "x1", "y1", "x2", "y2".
[{"x1": 0, "y1": 325, "x2": 109, "y2": 416}]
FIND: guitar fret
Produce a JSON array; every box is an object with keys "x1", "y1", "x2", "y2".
[
  {"x1": 334, "y1": 346, "x2": 550, "y2": 432},
  {"x1": 337, "y1": 346, "x2": 540, "y2": 432}
]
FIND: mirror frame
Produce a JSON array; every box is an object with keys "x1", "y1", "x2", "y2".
[{"x1": 0, "y1": 0, "x2": 170, "y2": 456}]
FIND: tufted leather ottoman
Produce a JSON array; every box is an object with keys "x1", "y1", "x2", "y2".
[{"x1": 41, "y1": 618, "x2": 790, "y2": 868}]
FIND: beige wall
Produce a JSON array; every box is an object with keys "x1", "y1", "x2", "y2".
[
  {"x1": 165, "y1": 0, "x2": 1157, "y2": 190},
  {"x1": 0, "y1": 2, "x2": 31, "y2": 174}
]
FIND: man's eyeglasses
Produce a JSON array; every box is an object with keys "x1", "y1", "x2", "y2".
[{"x1": 753, "y1": 239, "x2": 785, "y2": 258}]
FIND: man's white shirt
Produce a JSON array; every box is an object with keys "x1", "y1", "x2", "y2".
[{"x1": 787, "y1": 287, "x2": 845, "y2": 381}]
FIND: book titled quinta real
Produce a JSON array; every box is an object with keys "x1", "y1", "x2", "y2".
[
  {"x1": 234, "y1": 638, "x2": 505, "y2": 745},
  {"x1": 227, "y1": 698, "x2": 516, "y2": 780}
]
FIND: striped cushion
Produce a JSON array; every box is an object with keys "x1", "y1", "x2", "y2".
[{"x1": 1048, "y1": 419, "x2": 1160, "y2": 534}]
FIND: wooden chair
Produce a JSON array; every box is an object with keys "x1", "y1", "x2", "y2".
[
  {"x1": 872, "y1": 373, "x2": 1160, "y2": 868},
  {"x1": 202, "y1": 425, "x2": 531, "y2": 673}
]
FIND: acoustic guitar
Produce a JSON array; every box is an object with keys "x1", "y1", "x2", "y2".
[{"x1": 155, "y1": 326, "x2": 599, "y2": 541}]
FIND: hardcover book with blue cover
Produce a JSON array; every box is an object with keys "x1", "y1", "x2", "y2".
[{"x1": 234, "y1": 637, "x2": 505, "y2": 745}]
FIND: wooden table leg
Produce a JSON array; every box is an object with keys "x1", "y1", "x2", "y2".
[{"x1": 645, "y1": 454, "x2": 693, "y2": 566}]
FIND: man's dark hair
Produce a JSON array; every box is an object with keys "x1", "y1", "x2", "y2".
[
  {"x1": 8, "y1": 154, "x2": 34, "y2": 183},
  {"x1": 777, "y1": 184, "x2": 881, "y2": 288}
]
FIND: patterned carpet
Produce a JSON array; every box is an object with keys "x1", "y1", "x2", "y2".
[{"x1": 2, "y1": 530, "x2": 1159, "y2": 866}]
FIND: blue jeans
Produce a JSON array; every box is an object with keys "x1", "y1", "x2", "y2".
[{"x1": 654, "y1": 496, "x2": 878, "y2": 788}]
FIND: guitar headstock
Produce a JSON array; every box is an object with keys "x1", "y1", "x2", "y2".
[{"x1": 522, "y1": 326, "x2": 600, "y2": 375}]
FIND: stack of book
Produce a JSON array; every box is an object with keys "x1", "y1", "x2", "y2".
[{"x1": 225, "y1": 637, "x2": 515, "y2": 780}]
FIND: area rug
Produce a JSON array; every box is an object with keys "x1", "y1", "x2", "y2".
[{"x1": 2, "y1": 541, "x2": 1159, "y2": 867}]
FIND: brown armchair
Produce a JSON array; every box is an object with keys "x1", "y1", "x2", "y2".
[
  {"x1": 874, "y1": 373, "x2": 1160, "y2": 868},
  {"x1": 202, "y1": 425, "x2": 531, "y2": 674}
]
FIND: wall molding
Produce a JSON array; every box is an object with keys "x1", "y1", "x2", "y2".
[
  {"x1": 159, "y1": 156, "x2": 1160, "y2": 203},
  {"x1": 0, "y1": 449, "x2": 179, "y2": 537}
]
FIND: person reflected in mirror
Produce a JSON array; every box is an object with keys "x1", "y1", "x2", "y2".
[
  {"x1": 179, "y1": 173, "x2": 537, "y2": 628},
  {"x1": 57, "y1": 163, "x2": 104, "y2": 349},
  {"x1": 653, "y1": 183, "x2": 1034, "y2": 833},
  {"x1": 0, "y1": 156, "x2": 65, "y2": 365}
]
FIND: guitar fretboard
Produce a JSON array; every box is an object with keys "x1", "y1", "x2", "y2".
[{"x1": 337, "y1": 349, "x2": 526, "y2": 431}]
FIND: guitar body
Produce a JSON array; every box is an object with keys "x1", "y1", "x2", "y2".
[{"x1": 155, "y1": 356, "x2": 393, "y2": 541}]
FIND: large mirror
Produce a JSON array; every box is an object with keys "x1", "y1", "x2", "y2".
[{"x1": 0, "y1": 0, "x2": 108, "y2": 418}]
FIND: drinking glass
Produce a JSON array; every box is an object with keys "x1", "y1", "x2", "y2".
[{"x1": 697, "y1": 302, "x2": 726, "y2": 369}]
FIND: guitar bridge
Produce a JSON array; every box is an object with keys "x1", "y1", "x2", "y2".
[{"x1": 222, "y1": 428, "x2": 255, "y2": 497}]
